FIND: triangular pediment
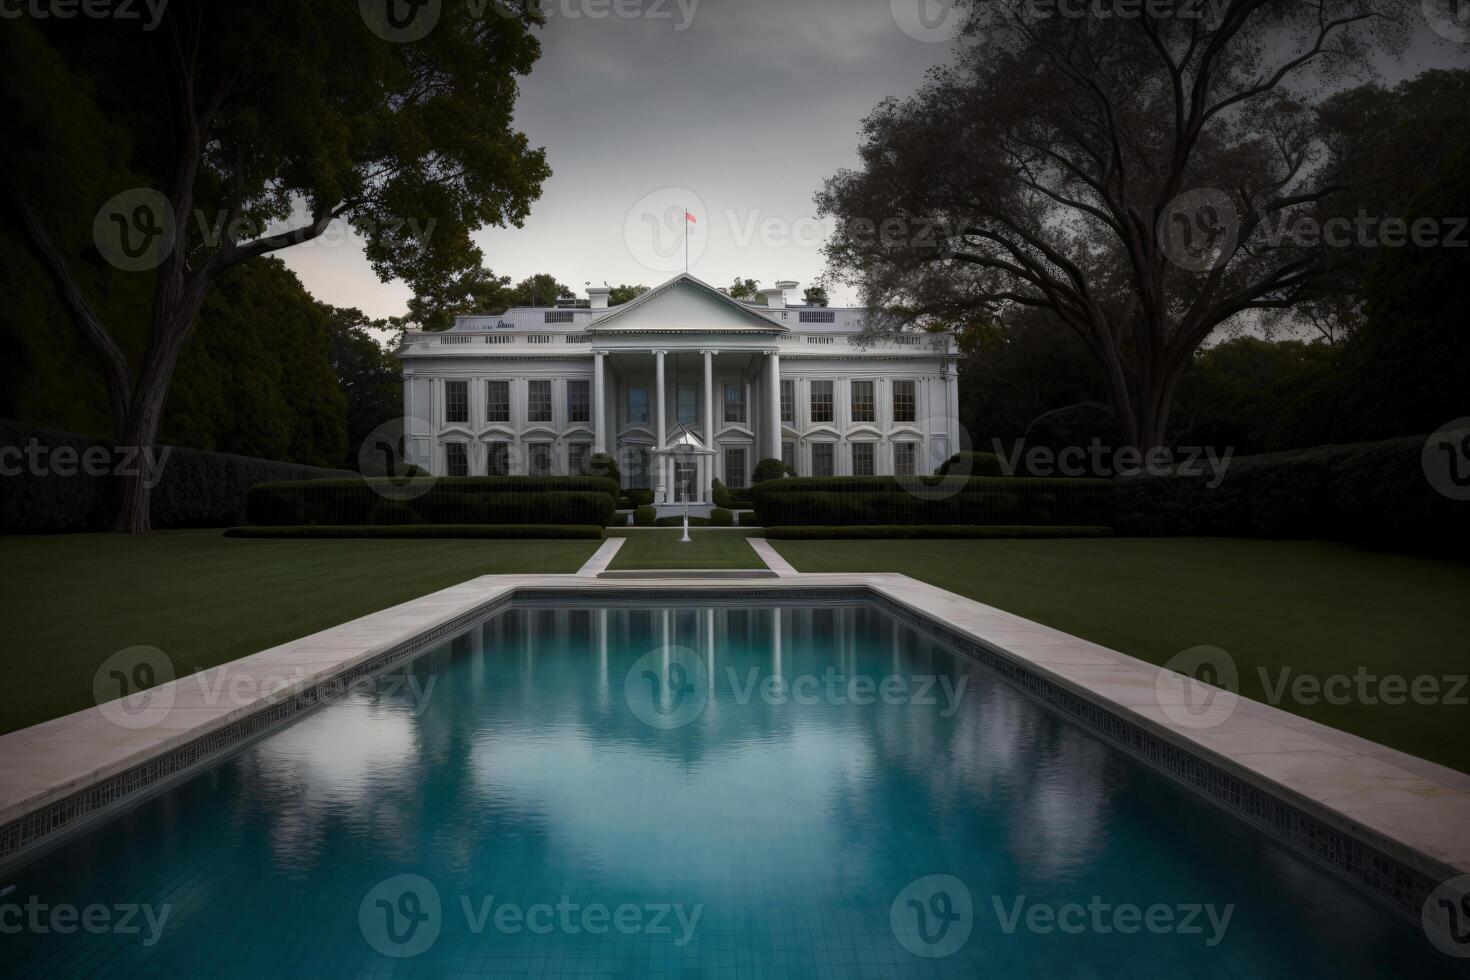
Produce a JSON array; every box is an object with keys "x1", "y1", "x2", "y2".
[{"x1": 589, "y1": 274, "x2": 789, "y2": 333}]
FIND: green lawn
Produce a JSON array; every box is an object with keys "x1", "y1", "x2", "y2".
[
  {"x1": 0, "y1": 531, "x2": 597, "y2": 734},
  {"x1": 772, "y1": 537, "x2": 1470, "y2": 773},
  {"x1": 607, "y1": 528, "x2": 766, "y2": 569}
]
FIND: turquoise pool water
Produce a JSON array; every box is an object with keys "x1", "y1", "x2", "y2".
[{"x1": 3, "y1": 603, "x2": 1461, "y2": 978}]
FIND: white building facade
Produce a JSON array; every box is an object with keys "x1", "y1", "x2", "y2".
[{"x1": 398, "y1": 274, "x2": 959, "y2": 510}]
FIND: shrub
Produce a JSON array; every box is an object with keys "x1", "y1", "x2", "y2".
[
  {"x1": 765, "y1": 525, "x2": 1114, "y2": 539},
  {"x1": 1114, "y1": 435, "x2": 1470, "y2": 555},
  {"x1": 586, "y1": 452, "x2": 620, "y2": 483},
  {"x1": 655, "y1": 515, "x2": 710, "y2": 527},
  {"x1": 0, "y1": 421, "x2": 356, "y2": 532},
  {"x1": 751, "y1": 476, "x2": 1114, "y2": 527},
  {"x1": 618, "y1": 496, "x2": 633, "y2": 509},
  {"x1": 712, "y1": 479, "x2": 731, "y2": 508},
  {"x1": 708, "y1": 507, "x2": 734, "y2": 526},
  {"x1": 246, "y1": 476, "x2": 619, "y2": 527},
  {"x1": 628, "y1": 488, "x2": 655, "y2": 507},
  {"x1": 738, "y1": 511, "x2": 764, "y2": 527},
  {"x1": 753, "y1": 457, "x2": 793, "y2": 484},
  {"x1": 634, "y1": 505, "x2": 657, "y2": 526},
  {"x1": 224, "y1": 524, "x2": 603, "y2": 540}
]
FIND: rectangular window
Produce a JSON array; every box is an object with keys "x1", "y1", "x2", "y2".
[
  {"x1": 544, "y1": 310, "x2": 574, "y2": 324},
  {"x1": 810, "y1": 381, "x2": 834, "y2": 423},
  {"x1": 852, "y1": 442, "x2": 876, "y2": 477},
  {"x1": 812, "y1": 443, "x2": 834, "y2": 477},
  {"x1": 893, "y1": 380, "x2": 916, "y2": 423},
  {"x1": 724, "y1": 383, "x2": 746, "y2": 424},
  {"x1": 487, "y1": 441, "x2": 511, "y2": 476},
  {"x1": 677, "y1": 384, "x2": 698, "y2": 425},
  {"x1": 568, "y1": 442, "x2": 591, "y2": 476},
  {"x1": 567, "y1": 380, "x2": 590, "y2": 424},
  {"x1": 780, "y1": 380, "x2": 794, "y2": 423},
  {"x1": 527, "y1": 380, "x2": 553, "y2": 423},
  {"x1": 627, "y1": 446, "x2": 651, "y2": 489},
  {"x1": 444, "y1": 442, "x2": 468, "y2": 477},
  {"x1": 893, "y1": 442, "x2": 917, "y2": 476},
  {"x1": 486, "y1": 380, "x2": 510, "y2": 423},
  {"x1": 851, "y1": 380, "x2": 875, "y2": 423},
  {"x1": 723, "y1": 447, "x2": 748, "y2": 488},
  {"x1": 799, "y1": 310, "x2": 835, "y2": 323},
  {"x1": 628, "y1": 386, "x2": 649, "y2": 424},
  {"x1": 445, "y1": 381, "x2": 468, "y2": 424},
  {"x1": 527, "y1": 441, "x2": 553, "y2": 476},
  {"x1": 781, "y1": 440, "x2": 796, "y2": 474}
]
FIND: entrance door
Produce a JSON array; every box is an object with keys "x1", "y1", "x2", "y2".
[{"x1": 674, "y1": 462, "x2": 696, "y2": 502}]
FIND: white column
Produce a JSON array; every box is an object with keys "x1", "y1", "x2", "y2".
[
  {"x1": 593, "y1": 352, "x2": 607, "y2": 454},
  {"x1": 703, "y1": 350, "x2": 716, "y2": 501},
  {"x1": 655, "y1": 350, "x2": 667, "y2": 448},
  {"x1": 766, "y1": 352, "x2": 781, "y2": 461}
]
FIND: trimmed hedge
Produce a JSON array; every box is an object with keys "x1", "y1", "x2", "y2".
[
  {"x1": 751, "y1": 476, "x2": 1114, "y2": 527},
  {"x1": 634, "y1": 505, "x2": 657, "y2": 526},
  {"x1": 1115, "y1": 436, "x2": 1470, "y2": 555},
  {"x1": 246, "y1": 476, "x2": 619, "y2": 528},
  {"x1": 0, "y1": 421, "x2": 355, "y2": 532},
  {"x1": 224, "y1": 524, "x2": 604, "y2": 540},
  {"x1": 737, "y1": 511, "x2": 764, "y2": 527},
  {"x1": 766, "y1": 525, "x2": 1114, "y2": 540},
  {"x1": 708, "y1": 507, "x2": 734, "y2": 527}
]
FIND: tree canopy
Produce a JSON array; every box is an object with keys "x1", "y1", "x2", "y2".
[
  {"x1": 0, "y1": 1, "x2": 549, "y2": 529},
  {"x1": 818, "y1": 0, "x2": 1421, "y2": 449}
]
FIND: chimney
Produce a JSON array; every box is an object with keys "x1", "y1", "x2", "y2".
[
  {"x1": 587, "y1": 286, "x2": 611, "y2": 310},
  {"x1": 760, "y1": 280, "x2": 800, "y2": 310}
]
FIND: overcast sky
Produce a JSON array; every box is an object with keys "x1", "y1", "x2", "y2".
[{"x1": 282, "y1": 0, "x2": 1469, "y2": 320}]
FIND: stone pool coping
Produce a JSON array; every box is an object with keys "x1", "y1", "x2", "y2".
[{"x1": 2, "y1": 573, "x2": 1467, "y2": 913}]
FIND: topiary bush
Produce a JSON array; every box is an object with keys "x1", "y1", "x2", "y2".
[
  {"x1": 753, "y1": 457, "x2": 793, "y2": 484},
  {"x1": 751, "y1": 476, "x2": 1114, "y2": 527},
  {"x1": 634, "y1": 505, "x2": 657, "y2": 526},
  {"x1": 224, "y1": 524, "x2": 604, "y2": 539},
  {"x1": 246, "y1": 477, "x2": 619, "y2": 527},
  {"x1": 737, "y1": 511, "x2": 764, "y2": 527},
  {"x1": 628, "y1": 488, "x2": 655, "y2": 507},
  {"x1": 1114, "y1": 436, "x2": 1470, "y2": 555},
  {"x1": 708, "y1": 507, "x2": 734, "y2": 526},
  {"x1": 586, "y1": 452, "x2": 620, "y2": 484}
]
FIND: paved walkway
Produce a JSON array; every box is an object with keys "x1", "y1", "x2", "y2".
[
  {"x1": 576, "y1": 537, "x2": 626, "y2": 576},
  {"x1": 747, "y1": 537, "x2": 798, "y2": 577}
]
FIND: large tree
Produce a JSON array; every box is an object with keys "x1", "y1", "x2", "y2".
[
  {"x1": 818, "y1": 0, "x2": 1418, "y2": 449},
  {"x1": 0, "y1": 2, "x2": 549, "y2": 530}
]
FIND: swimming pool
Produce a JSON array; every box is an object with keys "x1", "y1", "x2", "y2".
[{"x1": 3, "y1": 601, "x2": 1463, "y2": 977}]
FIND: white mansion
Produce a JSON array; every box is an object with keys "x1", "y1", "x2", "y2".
[{"x1": 398, "y1": 274, "x2": 959, "y2": 508}]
